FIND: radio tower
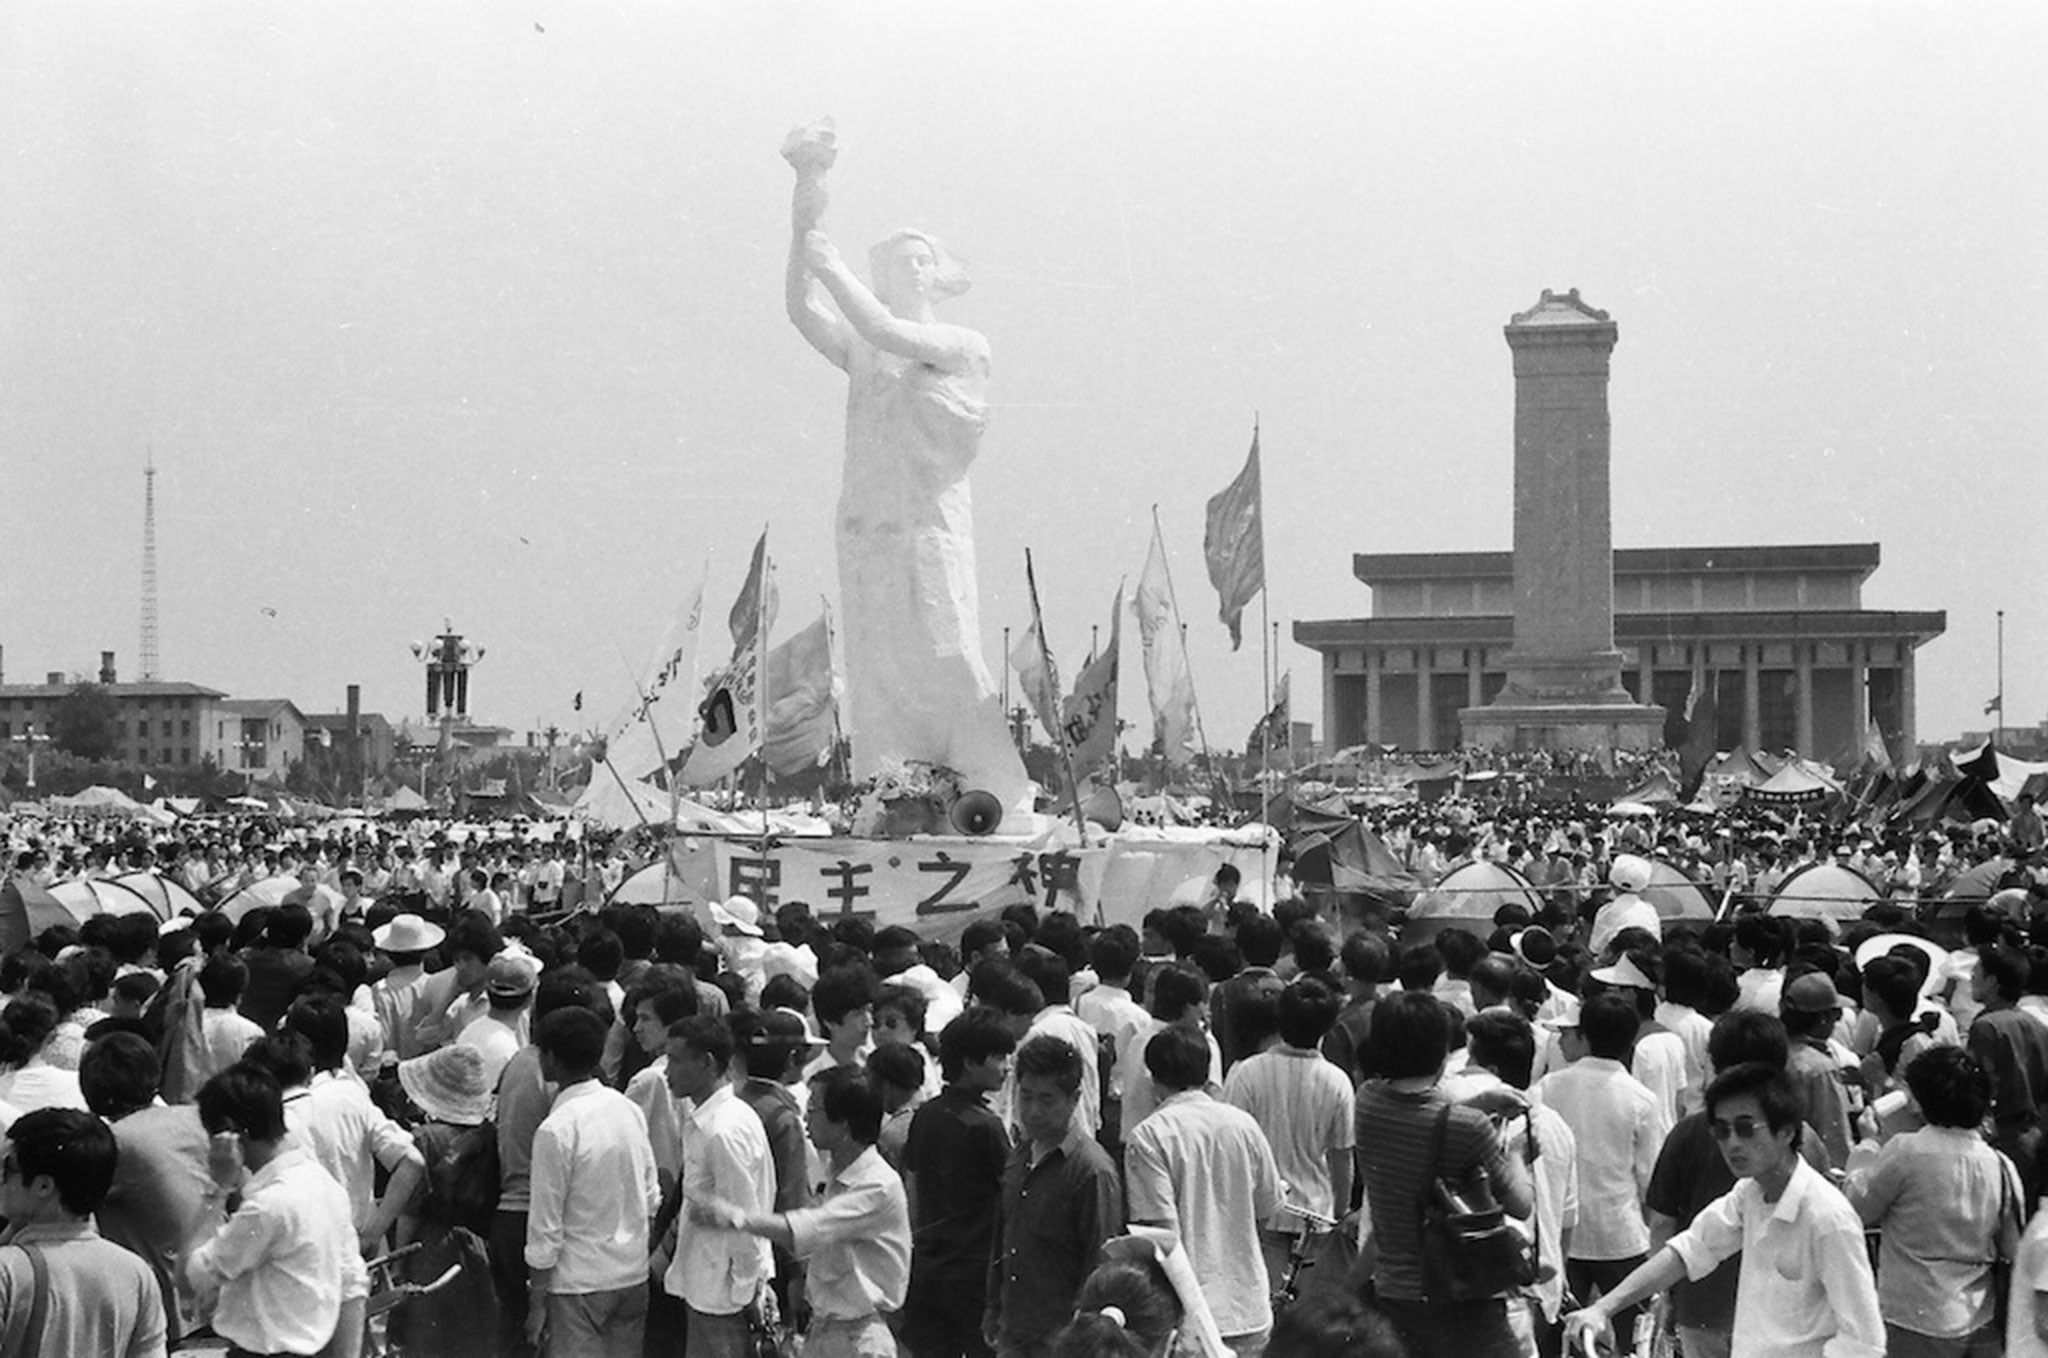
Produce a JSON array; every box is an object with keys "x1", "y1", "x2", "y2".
[{"x1": 140, "y1": 456, "x2": 160, "y2": 680}]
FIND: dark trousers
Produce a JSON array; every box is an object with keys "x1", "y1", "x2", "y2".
[
  {"x1": 1567, "y1": 1255, "x2": 1650, "y2": 1357},
  {"x1": 899, "y1": 1267, "x2": 993, "y2": 1358},
  {"x1": 1374, "y1": 1295, "x2": 1522, "y2": 1358},
  {"x1": 489, "y1": 1208, "x2": 534, "y2": 1358}
]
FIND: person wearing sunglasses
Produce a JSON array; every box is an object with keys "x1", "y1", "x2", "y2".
[{"x1": 1563, "y1": 1062, "x2": 1882, "y2": 1358}]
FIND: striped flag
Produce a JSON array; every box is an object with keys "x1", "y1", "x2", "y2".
[{"x1": 1203, "y1": 427, "x2": 1265, "y2": 649}]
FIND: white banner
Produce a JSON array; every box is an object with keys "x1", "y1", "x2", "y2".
[{"x1": 645, "y1": 832, "x2": 1273, "y2": 941}]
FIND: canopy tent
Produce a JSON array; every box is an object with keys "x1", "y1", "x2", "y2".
[
  {"x1": 1766, "y1": 861, "x2": 1882, "y2": 925},
  {"x1": 376, "y1": 785, "x2": 432, "y2": 816},
  {"x1": 1639, "y1": 859, "x2": 1717, "y2": 924},
  {"x1": 1285, "y1": 803, "x2": 1415, "y2": 903},
  {"x1": 1953, "y1": 744, "x2": 2048, "y2": 808},
  {"x1": 1743, "y1": 762, "x2": 1840, "y2": 807},
  {"x1": 48, "y1": 785, "x2": 166, "y2": 821},
  {"x1": 1614, "y1": 771, "x2": 1681, "y2": 808},
  {"x1": 108, "y1": 871, "x2": 205, "y2": 921},
  {"x1": 1892, "y1": 772, "x2": 2008, "y2": 829},
  {"x1": 1403, "y1": 860, "x2": 1542, "y2": 945}
]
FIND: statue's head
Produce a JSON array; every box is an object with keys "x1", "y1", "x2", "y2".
[{"x1": 869, "y1": 229, "x2": 969, "y2": 309}]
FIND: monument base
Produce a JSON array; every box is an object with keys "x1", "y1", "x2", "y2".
[{"x1": 1459, "y1": 701, "x2": 1667, "y2": 753}]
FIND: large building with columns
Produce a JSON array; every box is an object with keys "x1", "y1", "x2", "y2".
[{"x1": 1296, "y1": 543, "x2": 1943, "y2": 760}]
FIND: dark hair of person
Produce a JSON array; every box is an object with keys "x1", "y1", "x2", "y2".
[
  {"x1": 968, "y1": 961, "x2": 1043, "y2": 1019},
  {"x1": 1015, "y1": 1033, "x2": 1085, "y2": 1097},
  {"x1": 1733, "y1": 915, "x2": 1783, "y2": 966},
  {"x1": 866, "y1": 1041, "x2": 925, "y2": 1095},
  {"x1": 960, "y1": 918, "x2": 1008, "y2": 960},
  {"x1": 1579, "y1": 991, "x2": 1640, "y2": 1061},
  {"x1": 8, "y1": 1108, "x2": 119, "y2": 1216},
  {"x1": 1707, "y1": 1009, "x2": 1790, "y2": 1074},
  {"x1": 1158, "y1": 907, "x2": 1208, "y2": 959},
  {"x1": 1468, "y1": 954, "x2": 1518, "y2": 1007},
  {"x1": 1859, "y1": 956, "x2": 1922, "y2": 1022},
  {"x1": 1234, "y1": 914, "x2": 1285, "y2": 968},
  {"x1": 652, "y1": 913, "x2": 707, "y2": 967},
  {"x1": 814, "y1": 1065, "x2": 883, "y2": 1143},
  {"x1": 197, "y1": 1061, "x2": 289, "y2": 1142},
  {"x1": 1465, "y1": 1010, "x2": 1538, "y2": 1090},
  {"x1": 874, "y1": 983, "x2": 929, "y2": 1035},
  {"x1": 446, "y1": 913, "x2": 503, "y2": 966},
  {"x1": 242, "y1": 1030, "x2": 314, "y2": 1089},
  {"x1": 1904, "y1": 1045, "x2": 1992, "y2": 1129},
  {"x1": 641, "y1": 982, "x2": 700, "y2": 1029},
  {"x1": 1290, "y1": 920, "x2": 1337, "y2": 977},
  {"x1": 729, "y1": 1011, "x2": 801, "y2": 1081},
  {"x1": 0, "y1": 995, "x2": 59, "y2": 1067},
  {"x1": 1964, "y1": 903, "x2": 2009, "y2": 949},
  {"x1": 111, "y1": 972, "x2": 160, "y2": 1009},
  {"x1": 1187, "y1": 934, "x2": 1241, "y2": 984},
  {"x1": 1435, "y1": 927, "x2": 1485, "y2": 979},
  {"x1": 1397, "y1": 943, "x2": 1443, "y2": 991},
  {"x1": 1089, "y1": 925, "x2": 1141, "y2": 982},
  {"x1": 666, "y1": 1012, "x2": 734, "y2": 1069},
  {"x1": 1144, "y1": 1022, "x2": 1211, "y2": 1093},
  {"x1": 533, "y1": 963, "x2": 609, "y2": 1024},
  {"x1": 606, "y1": 904, "x2": 658, "y2": 961},
  {"x1": 1703, "y1": 1061, "x2": 1803, "y2": 1136},
  {"x1": 1367, "y1": 990, "x2": 1450, "y2": 1080},
  {"x1": 938, "y1": 1005, "x2": 1018, "y2": 1083},
  {"x1": 1340, "y1": 931, "x2": 1391, "y2": 987},
  {"x1": 1980, "y1": 945, "x2": 2029, "y2": 1005},
  {"x1": 311, "y1": 940, "x2": 367, "y2": 994},
  {"x1": 760, "y1": 974, "x2": 810, "y2": 1015},
  {"x1": 1266, "y1": 1288, "x2": 1409, "y2": 1358},
  {"x1": 575, "y1": 929, "x2": 625, "y2": 982},
  {"x1": 1014, "y1": 946, "x2": 1070, "y2": 1010},
  {"x1": 1663, "y1": 947, "x2": 1710, "y2": 1010},
  {"x1": 1278, "y1": 977, "x2": 1342, "y2": 1050},
  {"x1": 283, "y1": 995, "x2": 350, "y2": 1073},
  {"x1": 533, "y1": 1006, "x2": 608, "y2": 1079},
  {"x1": 1051, "y1": 1256, "x2": 1182, "y2": 1358},
  {"x1": 813, "y1": 964, "x2": 881, "y2": 1027},
  {"x1": 1147, "y1": 963, "x2": 1208, "y2": 1022},
  {"x1": 0, "y1": 951, "x2": 53, "y2": 999},
  {"x1": 190, "y1": 911, "x2": 235, "y2": 954},
  {"x1": 79, "y1": 1032, "x2": 161, "y2": 1119}
]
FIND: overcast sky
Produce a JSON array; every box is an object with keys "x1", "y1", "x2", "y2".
[{"x1": 3, "y1": 2, "x2": 2042, "y2": 761}]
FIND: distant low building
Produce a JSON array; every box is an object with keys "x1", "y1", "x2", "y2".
[
  {"x1": 214, "y1": 698, "x2": 310, "y2": 777},
  {"x1": 305, "y1": 711, "x2": 396, "y2": 777}
]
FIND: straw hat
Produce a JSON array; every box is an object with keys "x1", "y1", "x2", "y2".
[
  {"x1": 372, "y1": 914, "x2": 446, "y2": 953},
  {"x1": 398, "y1": 1044, "x2": 492, "y2": 1126},
  {"x1": 711, "y1": 895, "x2": 764, "y2": 937}
]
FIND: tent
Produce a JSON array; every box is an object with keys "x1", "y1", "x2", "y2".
[
  {"x1": 1766, "y1": 862, "x2": 1882, "y2": 925},
  {"x1": 217, "y1": 876, "x2": 343, "y2": 924},
  {"x1": 1639, "y1": 859, "x2": 1717, "y2": 924},
  {"x1": 1614, "y1": 771, "x2": 1681, "y2": 807},
  {"x1": 1286, "y1": 805, "x2": 1415, "y2": 903},
  {"x1": 1403, "y1": 860, "x2": 1542, "y2": 944},
  {"x1": 1743, "y1": 763, "x2": 1840, "y2": 807},
  {"x1": 1954, "y1": 744, "x2": 2048, "y2": 807},
  {"x1": 49, "y1": 785, "x2": 151, "y2": 817}
]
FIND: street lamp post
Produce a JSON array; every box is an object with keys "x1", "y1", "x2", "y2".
[
  {"x1": 412, "y1": 621, "x2": 484, "y2": 808},
  {"x1": 10, "y1": 727, "x2": 51, "y2": 794}
]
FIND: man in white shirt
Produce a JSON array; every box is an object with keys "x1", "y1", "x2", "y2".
[
  {"x1": 458, "y1": 955, "x2": 535, "y2": 1091},
  {"x1": 1126, "y1": 1023, "x2": 1283, "y2": 1355},
  {"x1": 525, "y1": 1006, "x2": 661, "y2": 1358},
  {"x1": 1075, "y1": 926, "x2": 1151, "y2": 1101},
  {"x1": 1565, "y1": 1062, "x2": 1883, "y2": 1358},
  {"x1": 662, "y1": 1015, "x2": 775, "y2": 1358},
  {"x1": 369, "y1": 913, "x2": 445, "y2": 1062},
  {"x1": 1006, "y1": 946, "x2": 1101, "y2": 1140},
  {"x1": 1589, "y1": 855, "x2": 1663, "y2": 957},
  {"x1": 188, "y1": 1063, "x2": 367, "y2": 1358},
  {"x1": 1534, "y1": 992, "x2": 1670, "y2": 1358}
]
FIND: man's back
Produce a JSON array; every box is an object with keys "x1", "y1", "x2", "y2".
[
  {"x1": 0, "y1": 1222, "x2": 166, "y2": 1358},
  {"x1": 1221, "y1": 1045, "x2": 1354, "y2": 1222},
  {"x1": 1533, "y1": 1058, "x2": 1665, "y2": 1260},
  {"x1": 100, "y1": 1105, "x2": 221, "y2": 1344}
]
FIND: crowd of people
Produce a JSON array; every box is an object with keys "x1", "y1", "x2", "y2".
[{"x1": 0, "y1": 796, "x2": 2043, "y2": 1358}]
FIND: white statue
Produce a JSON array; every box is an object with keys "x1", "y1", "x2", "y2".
[{"x1": 783, "y1": 121, "x2": 1029, "y2": 820}]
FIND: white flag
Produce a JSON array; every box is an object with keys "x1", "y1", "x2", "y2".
[
  {"x1": 603, "y1": 579, "x2": 705, "y2": 781},
  {"x1": 1009, "y1": 620, "x2": 1062, "y2": 744},
  {"x1": 1134, "y1": 523, "x2": 1197, "y2": 766},
  {"x1": 684, "y1": 531, "x2": 775, "y2": 786},
  {"x1": 1061, "y1": 585, "x2": 1122, "y2": 776}
]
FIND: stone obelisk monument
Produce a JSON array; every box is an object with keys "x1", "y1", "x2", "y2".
[{"x1": 1461, "y1": 289, "x2": 1664, "y2": 752}]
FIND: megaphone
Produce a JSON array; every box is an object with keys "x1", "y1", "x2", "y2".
[{"x1": 948, "y1": 790, "x2": 1005, "y2": 837}]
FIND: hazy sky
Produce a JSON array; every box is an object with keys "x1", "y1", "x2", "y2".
[{"x1": 4, "y1": 2, "x2": 2042, "y2": 760}]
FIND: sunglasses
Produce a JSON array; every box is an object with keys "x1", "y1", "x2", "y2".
[{"x1": 1708, "y1": 1115, "x2": 1772, "y2": 1142}]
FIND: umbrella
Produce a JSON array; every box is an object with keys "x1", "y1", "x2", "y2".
[
  {"x1": 1766, "y1": 862, "x2": 1882, "y2": 925},
  {"x1": 107, "y1": 871, "x2": 204, "y2": 922},
  {"x1": 48, "y1": 877, "x2": 162, "y2": 923},
  {"x1": 1607, "y1": 801, "x2": 1660, "y2": 819},
  {"x1": 216, "y1": 876, "x2": 343, "y2": 924},
  {"x1": 0, "y1": 876, "x2": 87, "y2": 950}
]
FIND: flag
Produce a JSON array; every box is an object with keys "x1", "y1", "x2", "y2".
[
  {"x1": 1133, "y1": 522, "x2": 1197, "y2": 767},
  {"x1": 603, "y1": 579, "x2": 705, "y2": 781},
  {"x1": 764, "y1": 610, "x2": 838, "y2": 777},
  {"x1": 1247, "y1": 672, "x2": 1290, "y2": 757},
  {"x1": 1009, "y1": 622, "x2": 1062, "y2": 745},
  {"x1": 1861, "y1": 710, "x2": 1893, "y2": 774},
  {"x1": 684, "y1": 535, "x2": 776, "y2": 786},
  {"x1": 1678, "y1": 673, "x2": 1720, "y2": 795},
  {"x1": 729, "y1": 528, "x2": 779, "y2": 650},
  {"x1": 1203, "y1": 427, "x2": 1265, "y2": 649},
  {"x1": 1061, "y1": 585, "x2": 1123, "y2": 775},
  {"x1": 142, "y1": 773, "x2": 158, "y2": 791},
  {"x1": 1985, "y1": 696, "x2": 2004, "y2": 715},
  {"x1": 572, "y1": 691, "x2": 583, "y2": 712}
]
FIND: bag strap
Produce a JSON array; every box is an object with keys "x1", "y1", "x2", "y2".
[
  {"x1": 1426, "y1": 1102, "x2": 1454, "y2": 1183},
  {"x1": 0, "y1": 1243, "x2": 49, "y2": 1358}
]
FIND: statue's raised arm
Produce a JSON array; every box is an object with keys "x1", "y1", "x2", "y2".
[{"x1": 783, "y1": 121, "x2": 853, "y2": 369}]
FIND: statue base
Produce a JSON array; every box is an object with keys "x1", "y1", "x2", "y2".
[{"x1": 1459, "y1": 700, "x2": 1666, "y2": 754}]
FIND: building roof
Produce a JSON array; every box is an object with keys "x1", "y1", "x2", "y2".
[
  {"x1": 1295, "y1": 608, "x2": 1948, "y2": 650},
  {"x1": 1353, "y1": 543, "x2": 1882, "y2": 585},
  {"x1": 0, "y1": 680, "x2": 227, "y2": 700},
  {"x1": 304, "y1": 712, "x2": 394, "y2": 732},
  {"x1": 219, "y1": 698, "x2": 309, "y2": 723}
]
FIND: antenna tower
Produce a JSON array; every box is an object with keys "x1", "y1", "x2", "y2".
[{"x1": 140, "y1": 456, "x2": 160, "y2": 680}]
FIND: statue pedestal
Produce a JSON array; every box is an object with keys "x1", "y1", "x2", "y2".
[{"x1": 1460, "y1": 697, "x2": 1666, "y2": 753}]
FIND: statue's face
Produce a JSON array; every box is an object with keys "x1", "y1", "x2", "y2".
[{"x1": 880, "y1": 238, "x2": 937, "y2": 309}]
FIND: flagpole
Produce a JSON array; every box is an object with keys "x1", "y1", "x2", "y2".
[
  {"x1": 1026, "y1": 549, "x2": 1094, "y2": 845},
  {"x1": 1996, "y1": 609, "x2": 2005, "y2": 749},
  {"x1": 754, "y1": 538, "x2": 774, "y2": 862},
  {"x1": 1149, "y1": 505, "x2": 1224, "y2": 801},
  {"x1": 1260, "y1": 590, "x2": 1272, "y2": 830}
]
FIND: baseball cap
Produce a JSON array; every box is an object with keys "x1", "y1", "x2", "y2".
[{"x1": 1780, "y1": 972, "x2": 1842, "y2": 1014}]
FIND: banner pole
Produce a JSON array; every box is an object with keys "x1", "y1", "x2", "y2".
[{"x1": 1027, "y1": 549, "x2": 1094, "y2": 846}]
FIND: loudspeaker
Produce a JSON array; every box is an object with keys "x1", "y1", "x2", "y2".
[{"x1": 948, "y1": 790, "x2": 1004, "y2": 837}]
